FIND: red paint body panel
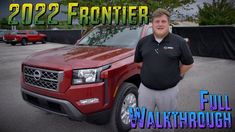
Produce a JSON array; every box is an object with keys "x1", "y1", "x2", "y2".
[
  {"x1": 4, "y1": 30, "x2": 46, "y2": 43},
  {"x1": 21, "y1": 25, "x2": 149, "y2": 115}
]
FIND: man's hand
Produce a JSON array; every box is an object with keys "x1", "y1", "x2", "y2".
[{"x1": 180, "y1": 64, "x2": 193, "y2": 77}]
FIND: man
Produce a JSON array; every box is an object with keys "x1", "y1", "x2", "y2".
[{"x1": 134, "y1": 9, "x2": 194, "y2": 132}]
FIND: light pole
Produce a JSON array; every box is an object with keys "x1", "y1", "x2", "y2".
[{"x1": 11, "y1": 0, "x2": 16, "y2": 30}]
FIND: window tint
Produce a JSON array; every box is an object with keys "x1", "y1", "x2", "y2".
[
  {"x1": 29, "y1": 31, "x2": 38, "y2": 34},
  {"x1": 17, "y1": 31, "x2": 27, "y2": 34},
  {"x1": 0, "y1": 31, "x2": 4, "y2": 35}
]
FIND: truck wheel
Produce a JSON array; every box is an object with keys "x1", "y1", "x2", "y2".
[
  {"x1": 110, "y1": 82, "x2": 138, "y2": 132},
  {"x1": 21, "y1": 38, "x2": 27, "y2": 46},
  {"x1": 33, "y1": 42, "x2": 36, "y2": 44},
  {"x1": 11, "y1": 43, "x2": 16, "y2": 46},
  {"x1": 41, "y1": 38, "x2": 46, "y2": 44}
]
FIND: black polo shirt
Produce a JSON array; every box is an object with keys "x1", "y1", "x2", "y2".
[{"x1": 134, "y1": 33, "x2": 194, "y2": 90}]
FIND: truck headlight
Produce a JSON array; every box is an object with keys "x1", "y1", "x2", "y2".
[{"x1": 72, "y1": 64, "x2": 110, "y2": 85}]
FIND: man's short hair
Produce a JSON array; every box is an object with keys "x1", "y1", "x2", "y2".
[{"x1": 152, "y1": 8, "x2": 170, "y2": 21}]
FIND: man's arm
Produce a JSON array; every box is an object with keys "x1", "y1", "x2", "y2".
[
  {"x1": 179, "y1": 38, "x2": 194, "y2": 77},
  {"x1": 134, "y1": 40, "x2": 143, "y2": 63},
  {"x1": 180, "y1": 64, "x2": 193, "y2": 76}
]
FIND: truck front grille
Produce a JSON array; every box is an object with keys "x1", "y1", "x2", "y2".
[{"x1": 23, "y1": 66, "x2": 63, "y2": 91}]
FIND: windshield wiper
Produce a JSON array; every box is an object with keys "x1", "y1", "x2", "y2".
[
  {"x1": 93, "y1": 44, "x2": 108, "y2": 47},
  {"x1": 76, "y1": 44, "x2": 89, "y2": 46}
]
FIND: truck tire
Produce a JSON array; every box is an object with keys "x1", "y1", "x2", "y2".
[
  {"x1": 21, "y1": 38, "x2": 27, "y2": 46},
  {"x1": 110, "y1": 82, "x2": 138, "y2": 132},
  {"x1": 41, "y1": 38, "x2": 46, "y2": 44},
  {"x1": 11, "y1": 42, "x2": 16, "y2": 46}
]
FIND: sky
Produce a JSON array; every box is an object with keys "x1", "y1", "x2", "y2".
[
  {"x1": 173, "y1": 0, "x2": 213, "y2": 19},
  {"x1": 0, "y1": 0, "x2": 216, "y2": 21}
]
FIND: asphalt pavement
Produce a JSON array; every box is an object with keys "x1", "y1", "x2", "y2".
[{"x1": 0, "y1": 42, "x2": 234, "y2": 132}]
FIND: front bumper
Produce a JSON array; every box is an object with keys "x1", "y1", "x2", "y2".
[
  {"x1": 21, "y1": 88, "x2": 84, "y2": 121},
  {"x1": 4, "y1": 40, "x2": 18, "y2": 43},
  {"x1": 3, "y1": 38, "x2": 18, "y2": 43}
]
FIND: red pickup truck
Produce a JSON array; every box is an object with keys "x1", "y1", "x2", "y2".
[
  {"x1": 3, "y1": 30, "x2": 47, "y2": 46},
  {"x1": 21, "y1": 25, "x2": 152, "y2": 132}
]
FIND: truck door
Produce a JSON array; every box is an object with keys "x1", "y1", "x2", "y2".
[{"x1": 28, "y1": 31, "x2": 38, "y2": 42}]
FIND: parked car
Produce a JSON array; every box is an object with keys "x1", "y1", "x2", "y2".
[
  {"x1": 3, "y1": 30, "x2": 47, "y2": 46},
  {"x1": 0, "y1": 29, "x2": 7, "y2": 41},
  {"x1": 21, "y1": 24, "x2": 155, "y2": 132}
]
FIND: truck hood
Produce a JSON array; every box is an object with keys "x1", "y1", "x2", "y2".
[{"x1": 23, "y1": 46, "x2": 134, "y2": 70}]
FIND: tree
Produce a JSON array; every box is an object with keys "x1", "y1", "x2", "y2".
[
  {"x1": 198, "y1": 0, "x2": 235, "y2": 25},
  {"x1": 33, "y1": 13, "x2": 50, "y2": 30},
  {"x1": 58, "y1": 0, "x2": 195, "y2": 33},
  {"x1": 59, "y1": 0, "x2": 195, "y2": 13},
  {"x1": 58, "y1": 0, "x2": 196, "y2": 23},
  {"x1": 0, "y1": 17, "x2": 11, "y2": 29}
]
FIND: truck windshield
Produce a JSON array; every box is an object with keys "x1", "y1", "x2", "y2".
[
  {"x1": 0, "y1": 31, "x2": 5, "y2": 35},
  {"x1": 78, "y1": 25, "x2": 142, "y2": 48},
  {"x1": 5, "y1": 30, "x2": 17, "y2": 35}
]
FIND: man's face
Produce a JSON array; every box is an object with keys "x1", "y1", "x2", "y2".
[{"x1": 152, "y1": 14, "x2": 169, "y2": 38}]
